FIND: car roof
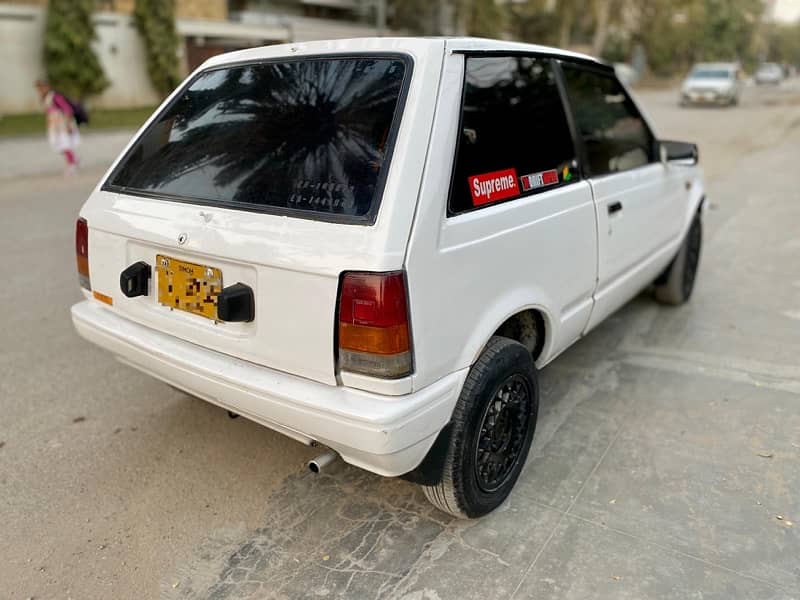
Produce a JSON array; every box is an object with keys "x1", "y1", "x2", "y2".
[
  {"x1": 202, "y1": 36, "x2": 609, "y2": 71},
  {"x1": 443, "y1": 37, "x2": 607, "y2": 65}
]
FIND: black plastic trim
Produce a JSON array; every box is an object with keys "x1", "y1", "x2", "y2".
[
  {"x1": 119, "y1": 261, "x2": 151, "y2": 298},
  {"x1": 551, "y1": 59, "x2": 589, "y2": 181},
  {"x1": 217, "y1": 282, "x2": 255, "y2": 323},
  {"x1": 450, "y1": 49, "x2": 614, "y2": 72},
  {"x1": 399, "y1": 422, "x2": 453, "y2": 486}
]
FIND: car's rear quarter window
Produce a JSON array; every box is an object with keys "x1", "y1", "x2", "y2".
[
  {"x1": 449, "y1": 55, "x2": 579, "y2": 215},
  {"x1": 106, "y1": 56, "x2": 409, "y2": 222}
]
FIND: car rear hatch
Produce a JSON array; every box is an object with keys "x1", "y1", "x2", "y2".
[{"x1": 80, "y1": 42, "x2": 443, "y2": 387}]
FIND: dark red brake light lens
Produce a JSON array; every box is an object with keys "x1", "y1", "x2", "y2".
[
  {"x1": 76, "y1": 217, "x2": 90, "y2": 290},
  {"x1": 337, "y1": 271, "x2": 412, "y2": 378}
]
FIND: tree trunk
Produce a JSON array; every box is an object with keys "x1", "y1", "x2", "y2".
[
  {"x1": 592, "y1": 0, "x2": 613, "y2": 56},
  {"x1": 559, "y1": 0, "x2": 574, "y2": 48}
]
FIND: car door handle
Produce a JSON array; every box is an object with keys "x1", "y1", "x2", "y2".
[{"x1": 608, "y1": 201, "x2": 623, "y2": 215}]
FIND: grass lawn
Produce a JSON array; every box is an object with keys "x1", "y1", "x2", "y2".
[{"x1": 0, "y1": 106, "x2": 156, "y2": 138}]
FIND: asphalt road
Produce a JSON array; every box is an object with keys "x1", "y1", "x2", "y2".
[{"x1": 1, "y1": 81, "x2": 799, "y2": 600}]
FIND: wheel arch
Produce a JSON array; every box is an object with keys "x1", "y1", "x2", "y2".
[
  {"x1": 460, "y1": 290, "x2": 557, "y2": 370},
  {"x1": 685, "y1": 174, "x2": 706, "y2": 226}
]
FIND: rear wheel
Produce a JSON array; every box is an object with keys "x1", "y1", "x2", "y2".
[
  {"x1": 422, "y1": 337, "x2": 538, "y2": 518},
  {"x1": 654, "y1": 213, "x2": 702, "y2": 305}
]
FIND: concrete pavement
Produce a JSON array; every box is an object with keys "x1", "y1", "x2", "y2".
[{"x1": 0, "y1": 84, "x2": 799, "y2": 599}]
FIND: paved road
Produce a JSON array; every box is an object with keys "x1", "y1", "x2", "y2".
[
  {"x1": 1, "y1": 82, "x2": 799, "y2": 600},
  {"x1": 0, "y1": 130, "x2": 134, "y2": 181}
]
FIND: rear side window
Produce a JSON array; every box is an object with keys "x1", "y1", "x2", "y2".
[
  {"x1": 561, "y1": 64, "x2": 655, "y2": 176},
  {"x1": 106, "y1": 57, "x2": 409, "y2": 222},
  {"x1": 449, "y1": 55, "x2": 578, "y2": 215}
]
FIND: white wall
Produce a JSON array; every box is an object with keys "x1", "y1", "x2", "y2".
[
  {"x1": 0, "y1": 4, "x2": 46, "y2": 114},
  {"x1": 92, "y1": 12, "x2": 160, "y2": 109}
]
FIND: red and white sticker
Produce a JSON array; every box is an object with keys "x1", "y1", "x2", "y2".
[
  {"x1": 520, "y1": 169, "x2": 559, "y2": 192},
  {"x1": 468, "y1": 168, "x2": 520, "y2": 206}
]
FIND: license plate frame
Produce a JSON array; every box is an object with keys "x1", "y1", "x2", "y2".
[{"x1": 156, "y1": 254, "x2": 222, "y2": 320}]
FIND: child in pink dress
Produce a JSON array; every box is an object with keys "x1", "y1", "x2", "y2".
[{"x1": 35, "y1": 80, "x2": 80, "y2": 175}]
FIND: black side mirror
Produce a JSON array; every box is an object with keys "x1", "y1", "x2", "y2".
[{"x1": 660, "y1": 140, "x2": 699, "y2": 165}]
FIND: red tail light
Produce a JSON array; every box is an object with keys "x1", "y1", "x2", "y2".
[
  {"x1": 76, "y1": 217, "x2": 90, "y2": 290},
  {"x1": 337, "y1": 271, "x2": 412, "y2": 378}
]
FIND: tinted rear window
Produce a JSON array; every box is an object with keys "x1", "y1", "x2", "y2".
[
  {"x1": 106, "y1": 57, "x2": 410, "y2": 222},
  {"x1": 690, "y1": 69, "x2": 733, "y2": 79}
]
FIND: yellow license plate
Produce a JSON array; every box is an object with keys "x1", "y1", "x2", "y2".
[{"x1": 156, "y1": 254, "x2": 222, "y2": 320}]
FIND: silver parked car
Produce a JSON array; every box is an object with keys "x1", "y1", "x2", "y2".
[
  {"x1": 754, "y1": 62, "x2": 784, "y2": 85},
  {"x1": 680, "y1": 62, "x2": 740, "y2": 106}
]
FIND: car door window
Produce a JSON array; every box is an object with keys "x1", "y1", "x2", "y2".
[
  {"x1": 449, "y1": 55, "x2": 579, "y2": 215},
  {"x1": 561, "y1": 63, "x2": 655, "y2": 177}
]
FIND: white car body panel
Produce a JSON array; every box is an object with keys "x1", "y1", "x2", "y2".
[
  {"x1": 405, "y1": 55, "x2": 598, "y2": 382},
  {"x1": 586, "y1": 163, "x2": 685, "y2": 331},
  {"x1": 72, "y1": 300, "x2": 467, "y2": 476},
  {"x1": 72, "y1": 37, "x2": 705, "y2": 478}
]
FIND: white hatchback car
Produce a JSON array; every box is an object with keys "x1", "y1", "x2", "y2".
[{"x1": 72, "y1": 38, "x2": 705, "y2": 518}]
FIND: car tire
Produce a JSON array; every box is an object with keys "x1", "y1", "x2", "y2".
[
  {"x1": 422, "y1": 336, "x2": 538, "y2": 518},
  {"x1": 654, "y1": 213, "x2": 702, "y2": 305}
]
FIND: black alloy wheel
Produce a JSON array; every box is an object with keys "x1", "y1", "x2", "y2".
[
  {"x1": 474, "y1": 374, "x2": 532, "y2": 493},
  {"x1": 422, "y1": 336, "x2": 539, "y2": 518}
]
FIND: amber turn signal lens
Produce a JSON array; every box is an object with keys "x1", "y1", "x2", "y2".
[
  {"x1": 339, "y1": 322, "x2": 409, "y2": 355},
  {"x1": 92, "y1": 291, "x2": 113, "y2": 306}
]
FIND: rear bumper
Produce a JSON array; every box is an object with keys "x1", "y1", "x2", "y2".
[
  {"x1": 681, "y1": 90, "x2": 736, "y2": 105},
  {"x1": 71, "y1": 300, "x2": 466, "y2": 476}
]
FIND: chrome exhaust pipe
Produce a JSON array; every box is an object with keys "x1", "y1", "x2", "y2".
[{"x1": 308, "y1": 450, "x2": 338, "y2": 474}]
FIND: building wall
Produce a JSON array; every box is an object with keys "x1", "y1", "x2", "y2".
[
  {"x1": 290, "y1": 15, "x2": 382, "y2": 42},
  {"x1": 176, "y1": 0, "x2": 227, "y2": 21},
  {"x1": 92, "y1": 12, "x2": 160, "y2": 109},
  {"x1": 0, "y1": 4, "x2": 47, "y2": 113}
]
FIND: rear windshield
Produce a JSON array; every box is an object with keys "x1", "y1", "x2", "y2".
[{"x1": 106, "y1": 56, "x2": 410, "y2": 222}]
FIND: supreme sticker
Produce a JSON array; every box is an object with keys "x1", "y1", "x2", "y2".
[
  {"x1": 468, "y1": 168, "x2": 520, "y2": 206},
  {"x1": 520, "y1": 169, "x2": 560, "y2": 192}
]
